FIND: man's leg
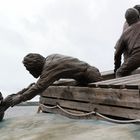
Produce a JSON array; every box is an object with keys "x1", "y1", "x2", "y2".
[
  {"x1": 130, "y1": 68, "x2": 140, "y2": 75},
  {"x1": 85, "y1": 66, "x2": 103, "y2": 82},
  {"x1": 73, "y1": 66, "x2": 102, "y2": 84},
  {"x1": 116, "y1": 56, "x2": 140, "y2": 77}
]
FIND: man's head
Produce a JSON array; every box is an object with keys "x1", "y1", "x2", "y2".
[
  {"x1": 23, "y1": 53, "x2": 45, "y2": 78},
  {"x1": 134, "y1": 5, "x2": 140, "y2": 14},
  {"x1": 125, "y1": 8, "x2": 139, "y2": 25}
]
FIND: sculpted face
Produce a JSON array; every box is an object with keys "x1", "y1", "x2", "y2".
[{"x1": 26, "y1": 67, "x2": 41, "y2": 78}]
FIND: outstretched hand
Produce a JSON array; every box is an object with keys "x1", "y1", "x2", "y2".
[
  {"x1": 2, "y1": 95, "x2": 13, "y2": 106},
  {"x1": 0, "y1": 95, "x2": 13, "y2": 113},
  {"x1": 0, "y1": 83, "x2": 35, "y2": 118}
]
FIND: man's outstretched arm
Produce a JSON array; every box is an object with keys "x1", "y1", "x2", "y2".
[
  {"x1": 114, "y1": 35, "x2": 126, "y2": 73},
  {"x1": 0, "y1": 68, "x2": 61, "y2": 115},
  {"x1": 0, "y1": 83, "x2": 35, "y2": 114}
]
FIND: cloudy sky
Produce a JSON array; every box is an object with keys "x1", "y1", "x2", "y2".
[{"x1": 0, "y1": 0, "x2": 139, "y2": 98}]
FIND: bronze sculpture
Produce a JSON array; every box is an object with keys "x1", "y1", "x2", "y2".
[
  {"x1": 1, "y1": 6, "x2": 140, "y2": 121},
  {"x1": 114, "y1": 8, "x2": 140, "y2": 77},
  {"x1": 122, "y1": 5, "x2": 140, "y2": 32},
  {"x1": 115, "y1": 5, "x2": 140, "y2": 63},
  {"x1": 0, "y1": 53, "x2": 102, "y2": 119}
]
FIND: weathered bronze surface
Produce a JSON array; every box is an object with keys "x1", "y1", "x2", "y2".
[
  {"x1": 0, "y1": 53, "x2": 102, "y2": 119},
  {"x1": 114, "y1": 8, "x2": 140, "y2": 77}
]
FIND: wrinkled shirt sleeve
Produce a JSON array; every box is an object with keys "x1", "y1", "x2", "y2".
[
  {"x1": 21, "y1": 68, "x2": 60, "y2": 101},
  {"x1": 114, "y1": 34, "x2": 126, "y2": 72}
]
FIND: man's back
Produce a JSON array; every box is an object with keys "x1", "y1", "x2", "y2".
[
  {"x1": 44, "y1": 54, "x2": 88, "y2": 72},
  {"x1": 42, "y1": 54, "x2": 102, "y2": 82},
  {"x1": 115, "y1": 21, "x2": 140, "y2": 61},
  {"x1": 115, "y1": 22, "x2": 140, "y2": 77},
  {"x1": 123, "y1": 21, "x2": 140, "y2": 56}
]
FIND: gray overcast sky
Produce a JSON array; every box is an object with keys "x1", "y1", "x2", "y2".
[{"x1": 0, "y1": 0, "x2": 139, "y2": 98}]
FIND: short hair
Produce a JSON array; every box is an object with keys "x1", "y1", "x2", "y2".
[
  {"x1": 125, "y1": 8, "x2": 139, "y2": 25},
  {"x1": 23, "y1": 53, "x2": 45, "y2": 78},
  {"x1": 23, "y1": 53, "x2": 45, "y2": 70}
]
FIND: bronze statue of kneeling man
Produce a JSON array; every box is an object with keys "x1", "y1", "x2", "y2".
[{"x1": 0, "y1": 53, "x2": 102, "y2": 120}]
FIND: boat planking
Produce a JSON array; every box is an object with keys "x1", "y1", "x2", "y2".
[{"x1": 39, "y1": 71, "x2": 140, "y2": 120}]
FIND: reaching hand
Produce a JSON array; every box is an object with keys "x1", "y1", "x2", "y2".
[
  {"x1": 2, "y1": 95, "x2": 13, "y2": 106},
  {"x1": 0, "y1": 95, "x2": 13, "y2": 113}
]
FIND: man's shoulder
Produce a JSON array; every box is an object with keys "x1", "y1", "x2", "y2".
[
  {"x1": 135, "y1": 21, "x2": 140, "y2": 28},
  {"x1": 125, "y1": 21, "x2": 140, "y2": 31},
  {"x1": 46, "y1": 54, "x2": 75, "y2": 60},
  {"x1": 46, "y1": 54, "x2": 61, "y2": 59}
]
